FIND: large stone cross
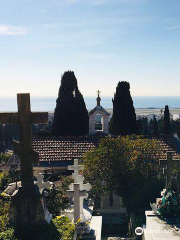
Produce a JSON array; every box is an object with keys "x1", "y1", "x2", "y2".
[
  {"x1": 68, "y1": 159, "x2": 84, "y2": 180},
  {"x1": 159, "y1": 151, "x2": 180, "y2": 190},
  {"x1": 66, "y1": 183, "x2": 87, "y2": 223},
  {"x1": 0, "y1": 93, "x2": 48, "y2": 188}
]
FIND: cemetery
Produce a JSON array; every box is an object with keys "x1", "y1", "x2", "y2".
[{"x1": 0, "y1": 75, "x2": 180, "y2": 240}]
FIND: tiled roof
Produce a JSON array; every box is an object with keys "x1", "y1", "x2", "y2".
[
  {"x1": 136, "y1": 136, "x2": 180, "y2": 160},
  {"x1": 32, "y1": 137, "x2": 99, "y2": 162},
  {"x1": 32, "y1": 136, "x2": 180, "y2": 163}
]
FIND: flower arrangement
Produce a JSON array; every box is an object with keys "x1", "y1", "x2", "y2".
[{"x1": 157, "y1": 190, "x2": 180, "y2": 218}]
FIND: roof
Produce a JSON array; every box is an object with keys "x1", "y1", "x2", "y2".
[
  {"x1": 136, "y1": 136, "x2": 180, "y2": 160},
  {"x1": 88, "y1": 105, "x2": 110, "y2": 116},
  {"x1": 32, "y1": 137, "x2": 99, "y2": 163},
  {"x1": 32, "y1": 136, "x2": 180, "y2": 164}
]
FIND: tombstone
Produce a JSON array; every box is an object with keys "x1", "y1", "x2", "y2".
[
  {"x1": 66, "y1": 183, "x2": 87, "y2": 223},
  {"x1": 67, "y1": 159, "x2": 92, "y2": 222},
  {"x1": 69, "y1": 175, "x2": 92, "y2": 221},
  {"x1": 159, "y1": 151, "x2": 180, "y2": 191},
  {"x1": 0, "y1": 93, "x2": 50, "y2": 224},
  {"x1": 68, "y1": 158, "x2": 84, "y2": 181}
]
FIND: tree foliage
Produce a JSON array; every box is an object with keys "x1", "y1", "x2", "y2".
[
  {"x1": 46, "y1": 176, "x2": 72, "y2": 217},
  {"x1": 164, "y1": 105, "x2": 171, "y2": 135},
  {"x1": 51, "y1": 71, "x2": 89, "y2": 136},
  {"x1": 84, "y1": 136, "x2": 163, "y2": 213},
  {"x1": 111, "y1": 81, "x2": 137, "y2": 135}
]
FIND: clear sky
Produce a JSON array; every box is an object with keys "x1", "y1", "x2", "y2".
[{"x1": 0, "y1": 0, "x2": 180, "y2": 97}]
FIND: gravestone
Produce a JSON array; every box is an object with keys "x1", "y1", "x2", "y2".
[
  {"x1": 67, "y1": 159, "x2": 92, "y2": 222},
  {"x1": 66, "y1": 183, "x2": 87, "y2": 223},
  {"x1": 69, "y1": 175, "x2": 92, "y2": 221},
  {"x1": 0, "y1": 93, "x2": 51, "y2": 224},
  {"x1": 159, "y1": 151, "x2": 180, "y2": 190},
  {"x1": 68, "y1": 158, "x2": 84, "y2": 181}
]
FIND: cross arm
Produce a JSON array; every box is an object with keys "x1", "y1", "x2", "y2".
[
  {"x1": 31, "y1": 112, "x2": 48, "y2": 124},
  {"x1": 66, "y1": 190, "x2": 74, "y2": 198},
  {"x1": 159, "y1": 159, "x2": 167, "y2": 165},
  {"x1": 0, "y1": 113, "x2": 18, "y2": 124}
]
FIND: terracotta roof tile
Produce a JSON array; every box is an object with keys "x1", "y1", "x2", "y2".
[{"x1": 32, "y1": 136, "x2": 180, "y2": 163}]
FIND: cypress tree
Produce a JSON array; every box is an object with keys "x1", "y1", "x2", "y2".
[
  {"x1": 164, "y1": 105, "x2": 171, "y2": 135},
  {"x1": 148, "y1": 119, "x2": 154, "y2": 135},
  {"x1": 51, "y1": 71, "x2": 89, "y2": 136},
  {"x1": 152, "y1": 116, "x2": 159, "y2": 136},
  {"x1": 111, "y1": 81, "x2": 137, "y2": 135}
]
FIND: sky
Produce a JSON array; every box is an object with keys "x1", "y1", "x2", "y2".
[{"x1": 0, "y1": 0, "x2": 180, "y2": 97}]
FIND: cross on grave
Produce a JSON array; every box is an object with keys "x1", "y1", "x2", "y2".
[
  {"x1": 69, "y1": 175, "x2": 92, "y2": 221},
  {"x1": 66, "y1": 183, "x2": 87, "y2": 223},
  {"x1": 35, "y1": 173, "x2": 51, "y2": 194},
  {"x1": 159, "y1": 151, "x2": 180, "y2": 190},
  {"x1": 68, "y1": 159, "x2": 84, "y2": 181},
  {"x1": 0, "y1": 93, "x2": 50, "y2": 224},
  {"x1": 0, "y1": 93, "x2": 48, "y2": 188}
]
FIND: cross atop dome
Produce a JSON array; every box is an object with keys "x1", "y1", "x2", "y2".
[{"x1": 96, "y1": 90, "x2": 101, "y2": 106}]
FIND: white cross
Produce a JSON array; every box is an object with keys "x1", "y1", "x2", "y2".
[
  {"x1": 35, "y1": 173, "x2": 51, "y2": 193},
  {"x1": 66, "y1": 183, "x2": 87, "y2": 223},
  {"x1": 69, "y1": 175, "x2": 92, "y2": 221},
  {"x1": 68, "y1": 159, "x2": 84, "y2": 180}
]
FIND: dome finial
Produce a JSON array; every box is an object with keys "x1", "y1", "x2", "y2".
[{"x1": 96, "y1": 90, "x2": 101, "y2": 106}]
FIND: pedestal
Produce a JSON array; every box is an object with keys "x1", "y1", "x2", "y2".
[{"x1": 10, "y1": 185, "x2": 52, "y2": 225}]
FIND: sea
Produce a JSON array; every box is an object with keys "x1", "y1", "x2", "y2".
[{"x1": 1, "y1": 96, "x2": 180, "y2": 112}]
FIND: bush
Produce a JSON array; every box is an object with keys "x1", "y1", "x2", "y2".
[
  {"x1": 0, "y1": 154, "x2": 11, "y2": 165},
  {"x1": 0, "y1": 216, "x2": 75, "y2": 240},
  {"x1": 0, "y1": 194, "x2": 11, "y2": 232}
]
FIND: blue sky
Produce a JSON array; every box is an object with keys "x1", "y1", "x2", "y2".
[{"x1": 0, "y1": 0, "x2": 180, "y2": 97}]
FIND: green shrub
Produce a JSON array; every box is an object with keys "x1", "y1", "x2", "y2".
[
  {"x1": 0, "y1": 195, "x2": 10, "y2": 232},
  {"x1": 0, "y1": 229, "x2": 17, "y2": 240},
  {"x1": 0, "y1": 216, "x2": 75, "y2": 240}
]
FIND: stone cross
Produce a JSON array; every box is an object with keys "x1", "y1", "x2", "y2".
[
  {"x1": 159, "y1": 151, "x2": 180, "y2": 190},
  {"x1": 0, "y1": 93, "x2": 48, "y2": 188},
  {"x1": 66, "y1": 183, "x2": 87, "y2": 223},
  {"x1": 96, "y1": 90, "x2": 101, "y2": 106},
  {"x1": 68, "y1": 159, "x2": 84, "y2": 180},
  {"x1": 35, "y1": 173, "x2": 51, "y2": 194},
  {"x1": 97, "y1": 90, "x2": 101, "y2": 97},
  {"x1": 69, "y1": 175, "x2": 92, "y2": 221}
]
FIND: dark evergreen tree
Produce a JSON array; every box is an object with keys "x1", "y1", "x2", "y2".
[
  {"x1": 164, "y1": 105, "x2": 171, "y2": 135},
  {"x1": 142, "y1": 117, "x2": 149, "y2": 135},
  {"x1": 0, "y1": 124, "x2": 4, "y2": 153},
  {"x1": 152, "y1": 116, "x2": 159, "y2": 136},
  {"x1": 148, "y1": 119, "x2": 154, "y2": 135},
  {"x1": 111, "y1": 81, "x2": 137, "y2": 135},
  {"x1": 51, "y1": 71, "x2": 89, "y2": 136}
]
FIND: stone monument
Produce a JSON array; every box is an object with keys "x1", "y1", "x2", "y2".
[
  {"x1": 67, "y1": 159, "x2": 92, "y2": 222},
  {"x1": 0, "y1": 93, "x2": 51, "y2": 224}
]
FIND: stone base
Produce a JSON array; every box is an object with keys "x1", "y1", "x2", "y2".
[{"x1": 10, "y1": 185, "x2": 52, "y2": 225}]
